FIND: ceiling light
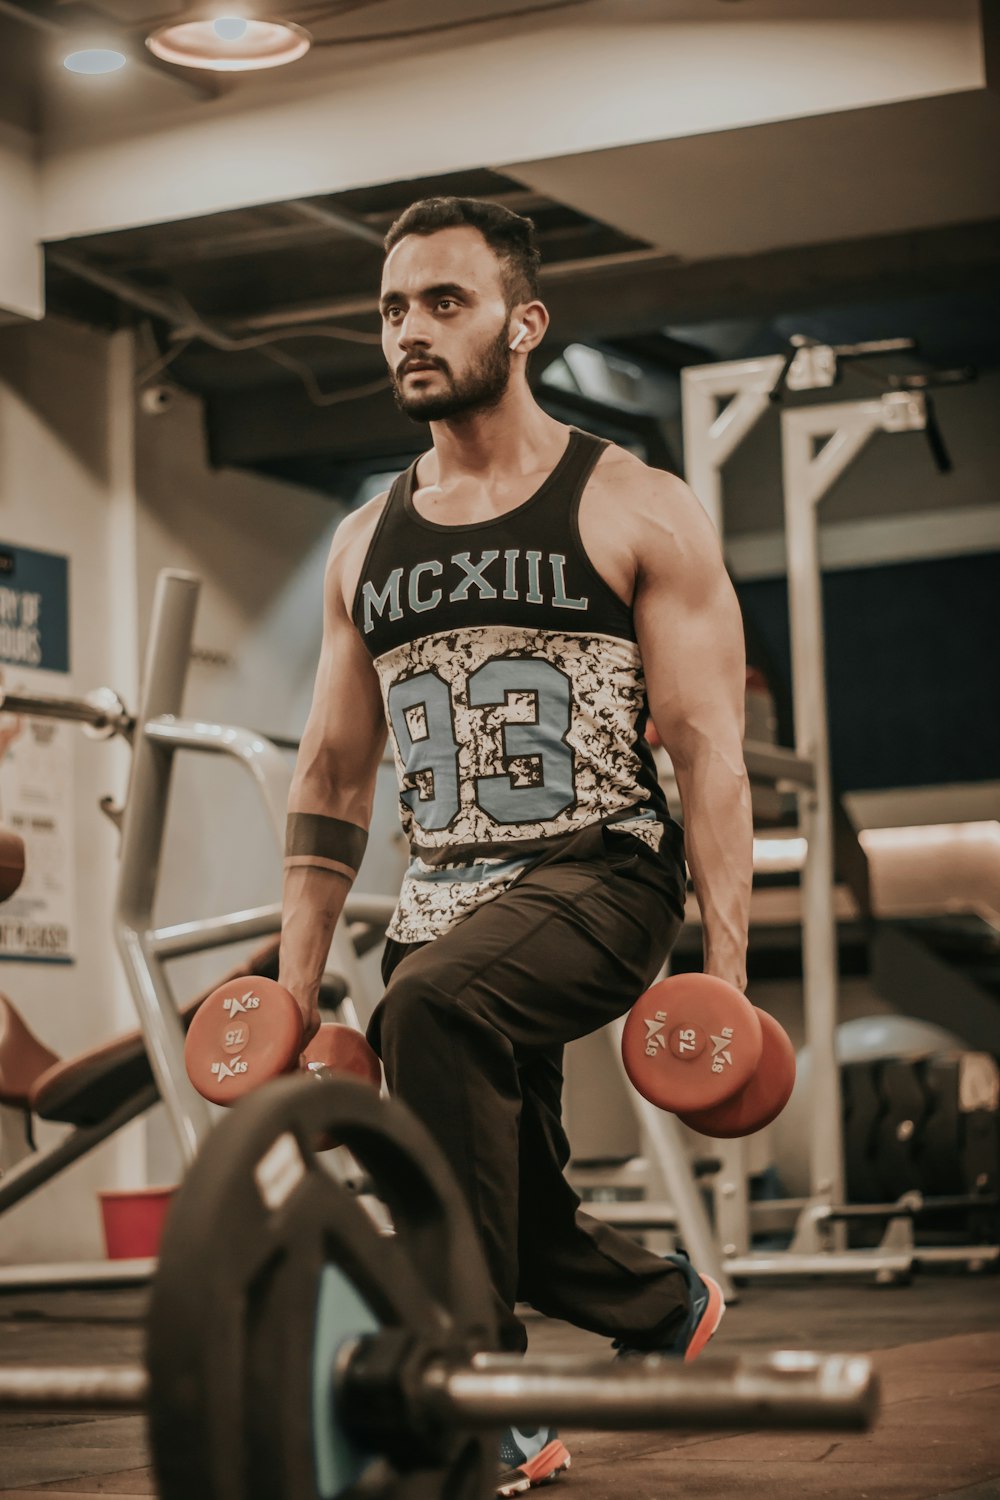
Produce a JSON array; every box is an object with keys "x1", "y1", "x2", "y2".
[
  {"x1": 146, "y1": 15, "x2": 311, "y2": 71},
  {"x1": 64, "y1": 48, "x2": 127, "y2": 74},
  {"x1": 213, "y1": 16, "x2": 249, "y2": 40}
]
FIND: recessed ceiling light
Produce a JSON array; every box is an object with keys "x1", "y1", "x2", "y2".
[
  {"x1": 213, "y1": 16, "x2": 249, "y2": 40},
  {"x1": 64, "y1": 48, "x2": 128, "y2": 74},
  {"x1": 146, "y1": 15, "x2": 311, "y2": 71}
]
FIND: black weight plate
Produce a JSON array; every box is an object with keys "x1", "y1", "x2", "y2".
[
  {"x1": 919, "y1": 1055, "x2": 963, "y2": 1196},
  {"x1": 876, "y1": 1060, "x2": 928, "y2": 1199},
  {"x1": 842, "y1": 1064, "x2": 884, "y2": 1203},
  {"x1": 147, "y1": 1076, "x2": 498, "y2": 1500}
]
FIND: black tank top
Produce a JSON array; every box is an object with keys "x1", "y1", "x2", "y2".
[{"x1": 352, "y1": 426, "x2": 682, "y2": 942}]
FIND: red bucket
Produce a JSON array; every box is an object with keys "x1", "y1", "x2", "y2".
[{"x1": 99, "y1": 1187, "x2": 176, "y2": 1259}]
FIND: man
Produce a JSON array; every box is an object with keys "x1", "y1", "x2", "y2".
[{"x1": 280, "y1": 197, "x2": 752, "y2": 1494}]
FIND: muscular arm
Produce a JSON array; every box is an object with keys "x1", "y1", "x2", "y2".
[
  {"x1": 632, "y1": 473, "x2": 753, "y2": 992},
  {"x1": 278, "y1": 504, "x2": 388, "y2": 1037}
]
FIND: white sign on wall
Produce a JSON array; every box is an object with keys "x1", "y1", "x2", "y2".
[{"x1": 0, "y1": 543, "x2": 76, "y2": 964}]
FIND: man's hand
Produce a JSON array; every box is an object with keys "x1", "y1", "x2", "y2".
[{"x1": 296, "y1": 995, "x2": 322, "y2": 1048}]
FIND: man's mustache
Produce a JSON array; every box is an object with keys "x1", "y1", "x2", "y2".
[{"x1": 397, "y1": 357, "x2": 448, "y2": 378}]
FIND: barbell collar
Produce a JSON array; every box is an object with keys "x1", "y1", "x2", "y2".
[
  {"x1": 0, "y1": 1365, "x2": 148, "y2": 1410},
  {"x1": 417, "y1": 1350, "x2": 879, "y2": 1432}
]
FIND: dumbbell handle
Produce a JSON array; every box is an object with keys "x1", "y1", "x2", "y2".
[{"x1": 0, "y1": 1349, "x2": 879, "y2": 1430}]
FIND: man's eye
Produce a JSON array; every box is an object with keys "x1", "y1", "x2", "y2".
[
  {"x1": 437, "y1": 299, "x2": 456, "y2": 311},
  {"x1": 384, "y1": 306, "x2": 402, "y2": 320}
]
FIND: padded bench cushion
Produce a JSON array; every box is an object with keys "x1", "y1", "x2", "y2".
[{"x1": 0, "y1": 996, "x2": 60, "y2": 1108}]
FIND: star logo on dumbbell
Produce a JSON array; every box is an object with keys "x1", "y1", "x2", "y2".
[
  {"x1": 210, "y1": 1056, "x2": 250, "y2": 1079},
  {"x1": 223, "y1": 992, "x2": 261, "y2": 1016},
  {"x1": 644, "y1": 1017, "x2": 667, "y2": 1048},
  {"x1": 710, "y1": 1029, "x2": 734, "y2": 1069}
]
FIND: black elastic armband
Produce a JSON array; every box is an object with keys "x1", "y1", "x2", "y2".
[{"x1": 284, "y1": 813, "x2": 368, "y2": 881}]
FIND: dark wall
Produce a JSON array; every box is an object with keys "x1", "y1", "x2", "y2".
[{"x1": 736, "y1": 551, "x2": 1000, "y2": 792}]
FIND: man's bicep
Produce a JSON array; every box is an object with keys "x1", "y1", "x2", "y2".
[
  {"x1": 634, "y1": 519, "x2": 746, "y2": 769},
  {"x1": 314, "y1": 616, "x2": 386, "y2": 757},
  {"x1": 295, "y1": 574, "x2": 387, "y2": 809}
]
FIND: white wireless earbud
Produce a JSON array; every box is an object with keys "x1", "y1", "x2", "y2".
[{"x1": 509, "y1": 323, "x2": 529, "y2": 352}]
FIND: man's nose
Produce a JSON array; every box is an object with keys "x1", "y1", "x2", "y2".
[{"x1": 397, "y1": 311, "x2": 433, "y2": 348}]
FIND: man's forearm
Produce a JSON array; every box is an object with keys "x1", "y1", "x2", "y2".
[
  {"x1": 673, "y1": 748, "x2": 753, "y2": 992},
  {"x1": 278, "y1": 863, "x2": 353, "y2": 1008},
  {"x1": 278, "y1": 783, "x2": 371, "y2": 1014}
]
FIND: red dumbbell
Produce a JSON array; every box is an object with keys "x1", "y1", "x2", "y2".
[
  {"x1": 184, "y1": 974, "x2": 381, "y2": 1106},
  {"x1": 302, "y1": 1019, "x2": 382, "y2": 1092},
  {"x1": 677, "y1": 1008, "x2": 796, "y2": 1138},
  {"x1": 621, "y1": 973, "x2": 763, "y2": 1115}
]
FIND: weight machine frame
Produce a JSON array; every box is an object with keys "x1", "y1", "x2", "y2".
[
  {"x1": 0, "y1": 571, "x2": 391, "y2": 1281},
  {"x1": 658, "y1": 348, "x2": 997, "y2": 1279}
]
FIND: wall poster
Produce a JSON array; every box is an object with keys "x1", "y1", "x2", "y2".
[{"x1": 0, "y1": 543, "x2": 76, "y2": 963}]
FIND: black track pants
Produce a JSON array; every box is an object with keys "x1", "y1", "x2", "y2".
[{"x1": 367, "y1": 822, "x2": 692, "y2": 1354}]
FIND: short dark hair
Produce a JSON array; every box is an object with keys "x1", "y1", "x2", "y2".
[{"x1": 383, "y1": 196, "x2": 542, "y2": 308}]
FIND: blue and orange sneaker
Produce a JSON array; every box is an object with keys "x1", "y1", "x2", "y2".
[
  {"x1": 615, "y1": 1249, "x2": 726, "y2": 1362},
  {"x1": 496, "y1": 1426, "x2": 571, "y2": 1495}
]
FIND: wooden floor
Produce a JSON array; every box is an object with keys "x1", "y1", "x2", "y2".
[{"x1": 1, "y1": 1271, "x2": 999, "y2": 1499}]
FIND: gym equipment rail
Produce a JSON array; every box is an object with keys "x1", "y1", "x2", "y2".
[{"x1": 672, "y1": 339, "x2": 995, "y2": 1282}]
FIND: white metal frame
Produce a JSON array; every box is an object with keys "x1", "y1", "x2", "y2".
[
  {"x1": 779, "y1": 394, "x2": 930, "y2": 1214},
  {"x1": 680, "y1": 355, "x2": 787, "y2": 534},
  {"x1": 111, "y1": 571, "x2": 380, "y2": 1167},
  {"x1": 676, "y1": 357, "x2": 997, "y2": 1279}
]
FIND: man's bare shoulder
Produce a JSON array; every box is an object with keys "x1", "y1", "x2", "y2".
[
  {"x1": 327, "y1": 491, "x2": 390, "y2": 613},
  {"x1": 332, "y1": 491, "x2": 390, "y2": 554},
  {"x1": 590, "y1": 443, "x2": 708, "y2": 537}
]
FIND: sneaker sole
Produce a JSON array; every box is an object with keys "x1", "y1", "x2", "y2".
[
  {"x1": 684, "y1": 1272, "x2": 726, "y2": 1363},
  {"x1": 497, "y1": 1439, "x2": 571, "y2": 1495}
]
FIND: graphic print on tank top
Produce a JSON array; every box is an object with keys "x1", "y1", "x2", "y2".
[{"x1": 351, "y1": 428, "x2": 681, "y2": 943}]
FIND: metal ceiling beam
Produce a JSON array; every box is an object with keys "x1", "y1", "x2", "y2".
[
  {"x1": 0, "y1": 0, "x2": 55, "y2": 33},
  {"x1": 108, "y1": 219, "x2": 358, "y2": 271},
  {"x1": 101, "y1": 190, "x2": 557, "y2": 271},
  {"x1": 318, "y1": 187, "x2": 552, "y2": 230},
  {"x1": 175, "y1": 220, "x2": 1000, "y2": 350},
  {"x1": 46, "y1": 247, "x2": 283, "y2": 351},
  {"x1": 48, "y1": 246, "x2": 188, "y2": 326},
  {"x1": 213, "y1": 248, "x2": 674, "y2": 336},
  {"x1": 285, "y1": 199, "x2": 385, "y2": 248}
]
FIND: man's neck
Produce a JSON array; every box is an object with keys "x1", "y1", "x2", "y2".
[{"x1": 424, "y1": 391, "x2": 567, "y2": 490}]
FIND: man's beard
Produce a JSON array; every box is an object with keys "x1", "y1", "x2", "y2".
[{"x1": 391, "y1": 324, "x2": 512, "y2": 424}]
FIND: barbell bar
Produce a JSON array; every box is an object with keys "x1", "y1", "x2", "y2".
[{"x1": 0, "y1": 1347, "x2": 878, "y2": 1431}]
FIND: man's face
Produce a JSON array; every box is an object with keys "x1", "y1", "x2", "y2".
[{"x1": 380, "y1": 226, "x2": 514, "y2": 423}]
